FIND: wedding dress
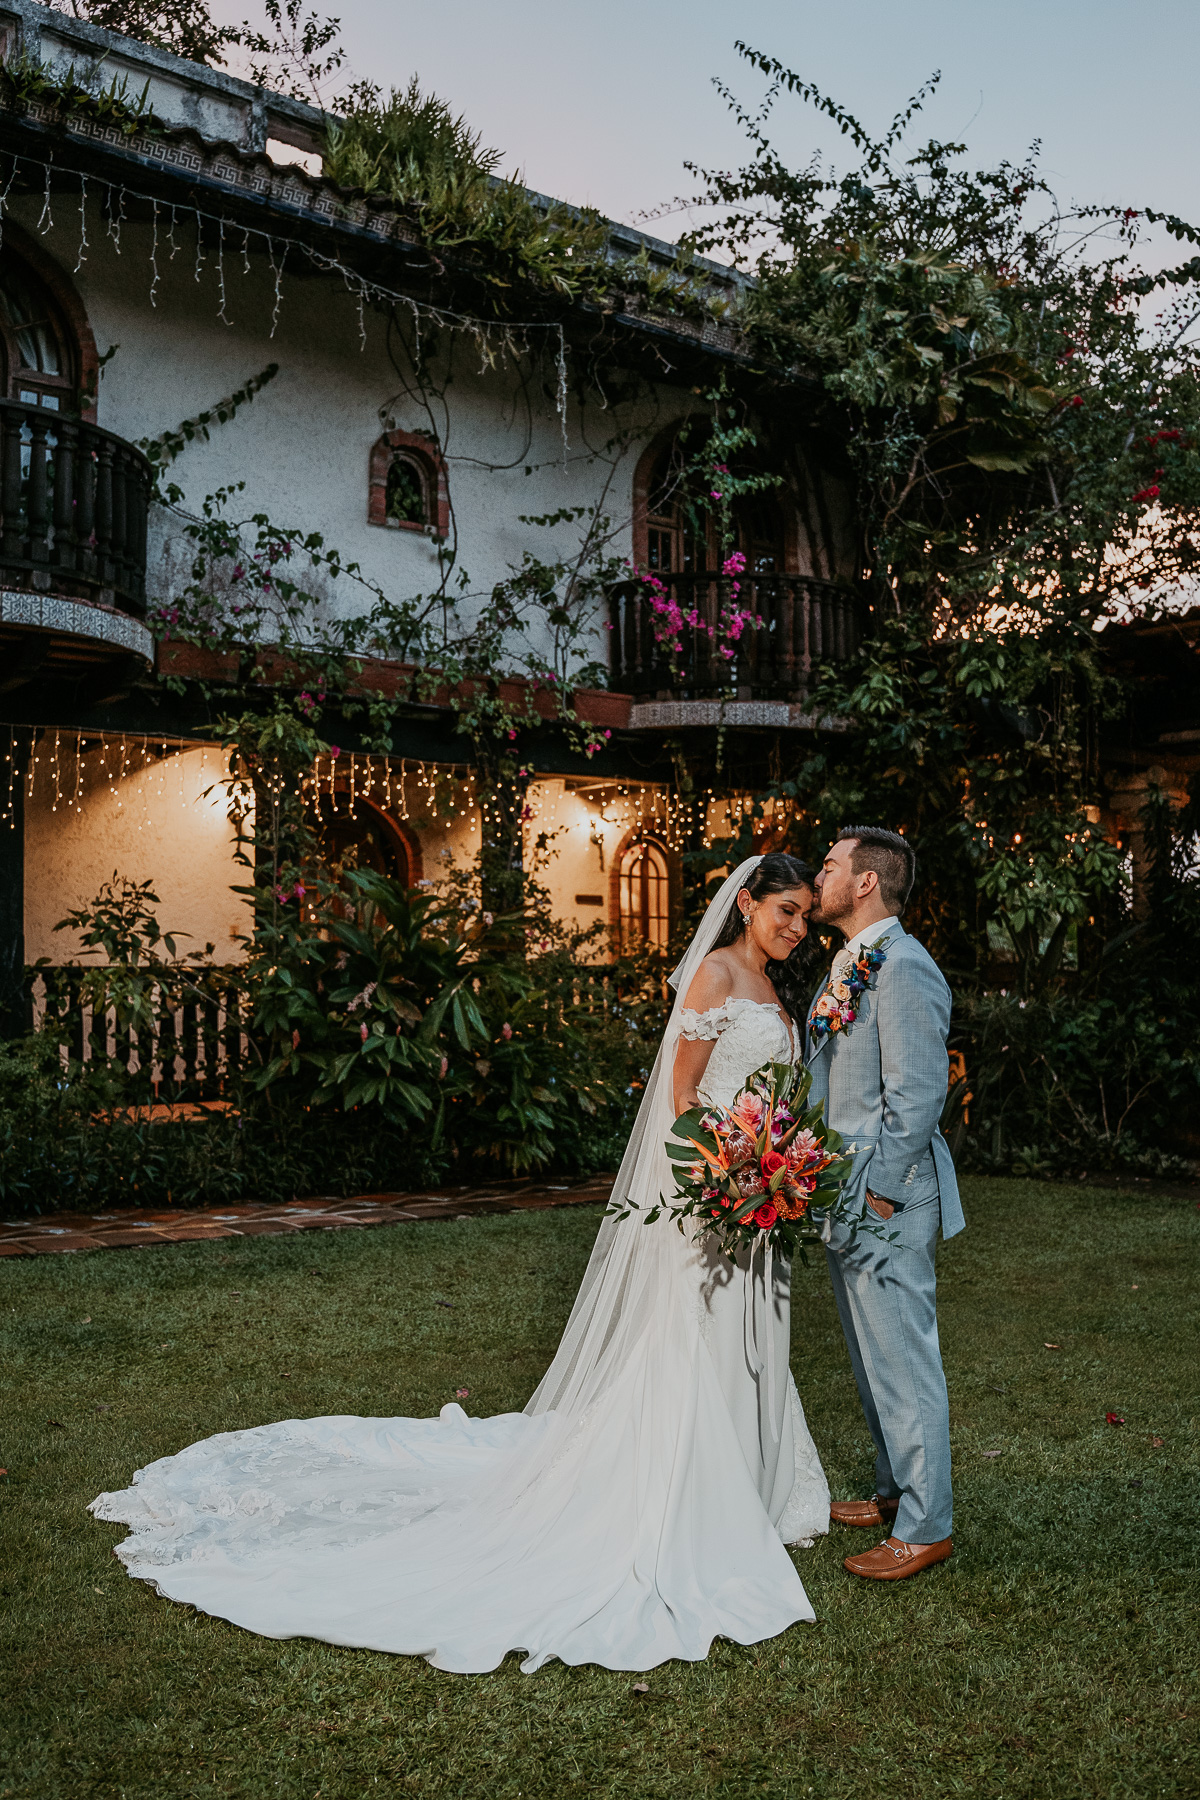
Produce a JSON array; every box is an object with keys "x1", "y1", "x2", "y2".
[{"x1": 90, "y1": 858, "x2": 830, "y2": 1673}]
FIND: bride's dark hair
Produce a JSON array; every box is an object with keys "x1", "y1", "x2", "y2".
[{"x1": 710, "y1": 852, "x2": 820, "y2": 1022}]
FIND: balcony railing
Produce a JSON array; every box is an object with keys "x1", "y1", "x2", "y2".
[
  {"x1": 607, "y1": 572, "x2": 864, "y2": 700},
  {"x1": 0, "y1": 399, "x2": 153, "y2": 613}
]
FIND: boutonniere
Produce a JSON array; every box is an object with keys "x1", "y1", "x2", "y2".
[{"x1": 809, "y1": 935, "x2": 891, "y2": 1044}]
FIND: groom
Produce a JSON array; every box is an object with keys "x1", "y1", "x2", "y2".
[{"x1": 806, "y1": 826, "x2": 965, "y2": 1582}]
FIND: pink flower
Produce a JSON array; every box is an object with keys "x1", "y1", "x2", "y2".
[
  {"x1": 455, "y1": 1387, "x2": 469, "y2": 1399},
  {"x1": 730, "y1": 1092, "x2": 765, "y2": 1135},
  {"x1": 501, "y1": 1022, "x2": 513, "y2": 1040},
  {"x1": 359, "y1": 1022, "x2": 369, "y2": 1042},
  {"x1": 439, "y1": 1055, "x2": 449, "y2": 1078},
  {"x1": 785, "y1": 1130, "x2": 819, "y2": 1169},
  {"x1": 330, "y1": 746, "x2": 341, "y2": 759},
  {"x1": 508, "y1": 728, "x2": 518, "y2": 740}
]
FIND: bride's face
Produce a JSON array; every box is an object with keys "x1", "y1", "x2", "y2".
[{"x1": 742, "y1": 885, "x2": 812, "y2": 961}]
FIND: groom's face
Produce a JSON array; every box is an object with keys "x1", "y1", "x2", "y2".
[{"x1": 811, "y1": 839, "x2": 859, "y2": 926}]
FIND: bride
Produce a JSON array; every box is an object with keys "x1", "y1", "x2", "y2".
[{"x1": 91, "y1": 854, "x2": 831, "y2": 1673}]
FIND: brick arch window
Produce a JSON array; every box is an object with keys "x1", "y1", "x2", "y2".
[
  {"x1": 368, "y1": 428, "x2": 450, "y2": 538},
  {"x1": 614, "y1": 832, "x2": 671, "y2": 952},
  {"x1": 0, "y1": 224, "x2": 99, "y2": 417}
]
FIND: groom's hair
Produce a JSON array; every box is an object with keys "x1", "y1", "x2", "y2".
[{"x1": 837, "y1": 825, "x2": 916, "y2": 912}]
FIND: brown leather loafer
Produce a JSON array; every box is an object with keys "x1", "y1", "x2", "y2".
[
  {"x1": 829, "y1": 1495, "x2": 901, "y2": 1529},
  {"x1": 844, "y1": 1536, "x2": 953, "y2": 1581}
]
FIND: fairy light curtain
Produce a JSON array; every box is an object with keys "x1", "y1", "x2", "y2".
[{"x1": 0, "y1": 145, "x2": 574, "y2": 455}]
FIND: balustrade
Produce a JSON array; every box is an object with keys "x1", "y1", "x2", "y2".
[
  {"x1": 0, "y1": 399, "x2": 152, "y2": 612},
  {"x1": 607, "y1": 571, "x2": 864, "y2": 700}
]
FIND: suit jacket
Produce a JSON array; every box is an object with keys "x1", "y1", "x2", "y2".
[{"x1": 805, "y1": 924, "x2": 966, "y2": 1239}]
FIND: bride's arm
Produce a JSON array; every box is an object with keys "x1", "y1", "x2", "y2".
[{"x1": 672, "y1": 959, "x2": 729, "y2": 1115}]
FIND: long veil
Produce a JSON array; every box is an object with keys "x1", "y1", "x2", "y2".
[{"x1": 525, "y1": 855, "x2": 763, "y2": 1419}]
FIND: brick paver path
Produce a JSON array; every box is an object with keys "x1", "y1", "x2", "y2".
[{"x1": 0, "y1": 1173, "x2": 615, "y2": 1258}]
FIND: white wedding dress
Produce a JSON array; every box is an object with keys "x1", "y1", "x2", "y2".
[{"x1": 90, "y1": 859, "x2": 830, "y2": 1673}]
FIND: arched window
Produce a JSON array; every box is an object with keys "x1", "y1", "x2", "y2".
[
  {"x1": 618, "y1": 836, "x2": 670, "y2": 951},
  {"x1": 0, "y1": 230, "x2": 96, "y2": 415},
  {"x1": 368, "y1": 428, "x2": 450, "y2": 538}
]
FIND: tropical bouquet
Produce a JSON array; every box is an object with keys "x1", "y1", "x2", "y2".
[{"x1": 616, "y1": 1060, "x2": 856, "y2": 1260}]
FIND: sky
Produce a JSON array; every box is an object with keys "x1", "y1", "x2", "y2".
[{"x1": 214, "y1": 0, "x2": 1200, "y2": 261}]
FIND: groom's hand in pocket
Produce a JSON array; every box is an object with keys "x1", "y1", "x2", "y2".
[{"x1": 865, "y1": 1188, "x2": 895, "y2": 1221}]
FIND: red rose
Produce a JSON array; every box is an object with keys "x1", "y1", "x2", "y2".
[
  {"x1": 761, "y1": 1151, "x2": 786, "y2": 1179},
  {"x1": 752, "y1": 1201, "x2": 778, "y2": 1230}
]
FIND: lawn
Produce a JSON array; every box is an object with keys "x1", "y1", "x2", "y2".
[{"x1": 1, "y1": 1177, "x2": 1197, "y2": 1800}]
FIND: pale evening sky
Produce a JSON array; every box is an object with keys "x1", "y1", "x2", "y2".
[{"x1": 213, "y1": 0, "x2": 1200, "y2": 266}]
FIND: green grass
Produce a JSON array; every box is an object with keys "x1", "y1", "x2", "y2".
[{"x1": 1, "y1": 1178, "x2": 1197, "y2": 1800}]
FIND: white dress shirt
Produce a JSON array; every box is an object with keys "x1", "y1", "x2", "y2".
[{"x1": 830, "y1": 915, "x2": 900, "y2": 983}]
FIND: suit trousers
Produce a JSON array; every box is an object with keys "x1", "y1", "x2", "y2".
[{"x1": 824, "y1": 1193, "x2": 953, "y2": 1543}]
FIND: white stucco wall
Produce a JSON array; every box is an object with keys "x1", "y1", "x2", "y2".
[
  {"x1": 24, "y1": 741, "x2": 247, "y2": 964},
  {"x1": 9, "y1": 194, "x2": 699, "y2": 669}
]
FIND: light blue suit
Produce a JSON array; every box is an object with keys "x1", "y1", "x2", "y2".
[{"x1": 806, "y1": 924, "x2": 964, "y2": 1544}]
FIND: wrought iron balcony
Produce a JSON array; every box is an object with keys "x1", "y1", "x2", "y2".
[
  {"x1": 0, "y1": 398, "x2": 153, "y2": 614},
  {"x1": 607, "y1": 572, "x2": 864, "y2": 704}
]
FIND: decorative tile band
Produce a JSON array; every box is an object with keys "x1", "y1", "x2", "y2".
[
  {"x1": 0, "y1": 589, "x2": 153, "y2": 661},
  {"x1": 627, "y1": 700, "x2": 849, "y2": 732}
]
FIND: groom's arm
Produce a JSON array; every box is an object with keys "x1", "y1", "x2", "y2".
[{"x1": 869, "y1": 950, "x2": 951, "y2": 1205}]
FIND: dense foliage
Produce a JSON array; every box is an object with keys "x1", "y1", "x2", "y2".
[
  {"x1": 676, "y1": 53, "x2": 1200, "y2": 1174},
  {"x1": 1, "y1": 863, "x2": 663, "y2": 1213}
]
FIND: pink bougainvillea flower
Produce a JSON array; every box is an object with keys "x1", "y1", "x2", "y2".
[
  {"x1": 1105, "y1": 1412, "x2": 1126, "y2": 1426},
  {"x1": 329, "y1": 746, "x2": 341, "y2": 759},
  {"x1": 455, "y1": 1387, "x2": 469, "y2": 1399}
]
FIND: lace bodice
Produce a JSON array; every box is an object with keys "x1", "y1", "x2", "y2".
[{"x1": 679, "y1": 996, "x2": 800, "y2": 1111}]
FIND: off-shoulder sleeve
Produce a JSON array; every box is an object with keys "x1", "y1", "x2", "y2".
[{"x1": 677, "y1": 1000, "x2": 734, "y2": 1041}]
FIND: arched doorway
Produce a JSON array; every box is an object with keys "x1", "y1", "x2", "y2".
[
  {"x1": 311, "y1": 795, "x2": 422, "y2": 886},
  {"x1": 632, "y1": 429, "x2": 794, "y2": 576}
]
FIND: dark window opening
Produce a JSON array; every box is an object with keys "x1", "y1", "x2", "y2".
[{"x1": 385, "y1": 455, "x2": 428, "y2": 528}]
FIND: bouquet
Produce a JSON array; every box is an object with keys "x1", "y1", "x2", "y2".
[{"x1": 614, "y1": 1060, "x2": 855, "y2": 1261}]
